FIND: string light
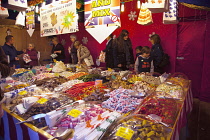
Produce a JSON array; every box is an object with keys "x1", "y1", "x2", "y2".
[
  {"x1": 121, "y1": 2, "x2": 125, "y2": 12},
  {"x1": 38, "y1": 15, "x2": 40, "y2": 21},
  {"x1": 137, "y1": 0, "x2": 141, "y2": 9}
]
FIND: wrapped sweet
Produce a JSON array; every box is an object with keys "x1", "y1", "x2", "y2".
[
  {"x1": 104, "y1": 75, "x2": 133, "y2": 89},
  {"x1": 65, "y1": 82, "x2": 95, "y2": 100},
  {"x1": 52, "y1": 61, "x2": 67, "y2": 73},
  {"x1": 34, "y1": 76, "x2": 68, "y2": 91},
  {"x1": 156, "y1": 82, "x2": 184, "y2": 100},
  {"x1": 49, "y1": 102, "x2": 121, "y2": 139},
  {"x1": 59, "y1": 71, "x2": 75, "y2": 78},
  {"x1": 54, "y1": 80, "x2": 84, "y2": 92},
  {"x1": 167, "y1": 72, "x2": 189, "y2": 89},
  {"x1": 102, "y1": 114, "x2": 171, "y2": 140},
  {"x1": 67, "y1": 72, "x2": 88, "y2": 80},
  {"x1": 102, "y1": 88, "x2": 143, "y2": 113},
  {"x1": 33, "y1": 73, "x2": 56, "y2": 81},
  {"x1": 132, "y1": 81, "x2": 155, "y2": 97},
  {"x1": 77, "y1": 74, "x2": 101, "y2": 82},
  {"x1": 142, "y1": 72, "x2": 161, "y2": 86},
  {"x1": 135, "y1": 96, "x2": 178, "y2": 127},
  {"x1": 18, "y1": 71, "x2": 35, "y2": 83}
]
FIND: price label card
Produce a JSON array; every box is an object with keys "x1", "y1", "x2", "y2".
[
  {"x1": 5, "y1": 85, "x2": 12, "y2": 89},
  {"x1": 18, "y1": 90, "x2": 27, "y2": 95},
  {"x1": 67, "y1": 109, "x2": 82, "y2": 118},
  {"x1": 37, "y1": 98, "x2": 48, "y2": 104},
  {"x1": 108, "y1": 68, "x2": 113, "y2": 72},
  {"x1": 115, "y1": 127, "x2": 134, "y2": 140},
  {"x1": 54, "y1": 73, "x2": 59, "y2": 77}
]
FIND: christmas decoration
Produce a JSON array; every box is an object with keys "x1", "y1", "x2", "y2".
[
  {"x1": 163, "y1": 0, "x2": 178, "y2": 24},
  {"x1": 128, "y1": 11, "x2": 137, "y2": 21},
  {"x1": 61, "y1": 39, "x2": 66, "y2": 46},
  {"x1": 82, "y1": 37, "x2": 88, "y2": 44},
  {"x1": 137, "y1": 3, "x2": 153, "y2": 25}
]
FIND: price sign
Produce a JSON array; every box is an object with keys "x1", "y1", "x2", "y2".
[
  {"x1": 37, "y1": 98, "x2": 48, "y2": 104},
  {"x1": 18, "y1": 90, "x2": 27, "y2": 95},
  {"x1": 67, "y1": 109, "x2": 82, "y2": 118},
  {"x1": 115, "y1": 127, "x2": 134, "y2": 140}
]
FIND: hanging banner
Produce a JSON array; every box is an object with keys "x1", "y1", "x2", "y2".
[
  {"x1": 0, "y1": 1, "x2": 9, "y2": 18},
  {"x1": 26, "y1": 10, "x2": 35, "y2": 29},
  {"x1": 40, "y1": 0, "x2": 77, "y2": 37},
  {"x1": 26, "y1": 10, "x2": 35, "y2": 37},
  {"x1": 1, "y1": 0, "x2": 28, "y2": 11},
  {"x1": 84, "y1": 0, "x2": 121, "y2": 27}
]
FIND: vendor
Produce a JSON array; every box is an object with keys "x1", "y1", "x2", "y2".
[
  {"x1": 24, "y1": 43, "x2": 38, "y2": 68},
  {"x1": 74, "y1": 41, "x2": 94, "y2": 67},
  {"x1": 1, "y1": 35, "x2": 26, "y2": 68},
  {"x1": 51, "y1": 37, "x2": 65, "y2": 62}
]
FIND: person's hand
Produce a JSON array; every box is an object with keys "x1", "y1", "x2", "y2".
[
  {"x1": 129, "y1": 64, "x2": 134, "y2": 68},
  {"x1": 15, "y1": 57, "x2": 19, "y2": 60},
  {"x1": 23, "y1": 49, "x2": 26, "y2": 53},
  {"x1": 68, "y1": 47, "x2": 71, "y2": 53},
  {"x1": 118, "y1": 64, "x2": 122, "y2": 67}
]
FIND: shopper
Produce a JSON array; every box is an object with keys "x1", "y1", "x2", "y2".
[
  {"x1": 113, "y1": 29, "x2": 134, "y2": 70},
  {"x1": 103, "y1": 34, "x2": 114, "y2": 69},
  {"x1": 24, "y1": 43, "x2": 38, "y2": 68},
  {"x1": 1, "y1": 35, "x2": 25, "y2": 68},
  {"x1": 51, "y1": 37, "x2": 65, "y2": 62},
  {"x1": 135, "y1": 46, "x2": 153, "y2": 73},
  {"x1": 74, "y1": 41, "x2": 94, "y2": 67},
  {"x1": 0, "y1": 47, "x2": 13, "y2": 118},
  {"x1": 135, "y1": 46, "x2": 142, "y2": 57},
  {"x1": 150, "y1": 34, "x2": 164, "y2": 74},
  {"x1": 68, "y1": 34, "x2": 78, "y2": 64}
]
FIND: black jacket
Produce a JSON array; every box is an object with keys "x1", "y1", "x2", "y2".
[
  {"x1": 151, "y1": 44, "x2": 163, "y2": 68},
  {"x1": 51, "y1": 43, "x2": 65, "y2": 61},
  {"x1": 103, "y1": 39, "x2": 114, "y2": 68}
]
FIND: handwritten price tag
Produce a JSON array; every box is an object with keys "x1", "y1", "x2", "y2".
[
  {"x1": 54, "y1": 73, "x2": 59, "y2": 77},
  {"x1": 67, "y1": 109, "x2": 82, "y2": 118},
  {"x1": 37, "y1": 98, "x2": 48, "y2": 104},
  {"x1": 115, "y1": 127, "x2": 134, "y2": 140},
  {"x1": 18, "y1": 90, "x2": 27, "y2": 95}
]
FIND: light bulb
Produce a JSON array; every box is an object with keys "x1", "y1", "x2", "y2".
[
  {"x1": 38, "y1": 16, "x2": 40, "y2": 21},
  {"x1": 137, "y1": 0, "x2": 141, "y2": 9},
  {"x1": 42, "y1": 1, "x2": 46, "y2": 7},
  {"x1": 121, "y1": 2, "x2": 124, "y2": 12},
  {"x1": 35, "y1": 5, "x2": 39, "y2": 13}
]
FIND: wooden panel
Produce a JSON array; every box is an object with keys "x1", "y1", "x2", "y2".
[{"x1": 0, "y1": 27, "x2": 52, "y2": 65}]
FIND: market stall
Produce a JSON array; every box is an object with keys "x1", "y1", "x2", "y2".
[{"x1": 0, "y1": 63, "x2": 193, "y2": 140}]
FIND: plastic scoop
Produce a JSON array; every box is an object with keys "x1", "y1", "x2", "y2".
[
  {"x1": 148, "y1": 114, "x2": 169, "y2": 127},
  {"x1": 16, "y1": 113, "x2": 46, "y2": 124}
]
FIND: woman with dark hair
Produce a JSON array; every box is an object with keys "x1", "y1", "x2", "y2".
[
  {"x1": 103, "y1": 34, "x2": 114, "y2": 68},
  {"x1": 113, "y1": 29, "x2": 134, "y2": 70},
  {"x1": 150, "y1": 34, "x2": 164, "y2": 74}
]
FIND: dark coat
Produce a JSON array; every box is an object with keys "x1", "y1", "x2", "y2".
[
  {"x1": 1, "y1": 43, "x2": 23, "y2": 67},
  {"x1": 103, "y1": 39, "x2": 114, "y2": 68},
  {"x1": 51, "y1": 43, "x2": 65, "y2": 61},
  {"x1": 113, "y1": 39, "x2": 134, "y2": 70},
  {"x1": 150, "y1": 44, "x2": 163, "y2": 68},
  {"x1": 0, "y1": 47, "x2": 11, "y2": 101},
  {"x1": 70, "y1": 42, "x2": 78, "y2": 64},
  {"x1": 25, "y1": 49, "x2": 38, "y2": 66}
]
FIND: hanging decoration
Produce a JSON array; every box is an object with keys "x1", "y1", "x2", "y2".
[
  {"x1": 137, "y1": 0, "x2": 141, "y2": 9},
  {"x1": 82, "y1": 37, "x2": 88, "y2": 45},
  {"x1": 85, "y1": 0, "x2": 120, "y2": 44},
  {"x1": 147, "y1": 0, "x2": 169, "y2": 13},
  {"x1": 15, "y1": 11, "x2": 26, "y2": 26},
  {"x1": 6, "y1": 28, "x2": 12, "y2": 35},
  {"x1": 137, "y1": 3, "x2": 153, "y2": 25},
  {"x1": 40, "y1": 0, "x2": 77, "y2": 37},
  {"x1": 26, "y1": 10, "x2": 35, "y2": 37},
  {"x1": 61, "y1": 39, "x2": 66, "y2": 46},
  {"x1": 163, "y1": 0, "x2": 178, "y2": 24},
  {"x1": 121, "y1": 2, "x2": 125, "y2": 12},
  {"x1": 1, "y1": 0, "x2": 28, "y2": 11},
  {"x1": 128, "y1": 11, "x2": 137, "y2": 21},
  {"x1": 28, "y1": 0, "x2": 44, "y2": 6},
  {"x1": 0, "y1": 1, "x2": 9, "y2": 18}
]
